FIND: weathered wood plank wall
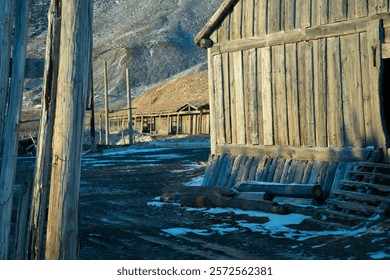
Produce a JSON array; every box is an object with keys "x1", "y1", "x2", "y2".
[{"x1": 208, "y1": 0, "x2": 390, "y2": 157}]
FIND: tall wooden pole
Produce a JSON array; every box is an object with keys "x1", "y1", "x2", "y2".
[
  {"x1": 45, "y1": 0, "x2": 93, "y2": 260},
  {"x1": 0, "y1": 0, "x2": 30, "y2": 260},
  {"x1": 126, "y1": 68, "x2": 134, "y2": 145},
  {"x1": 89, "y1": 66, "x2": 96, "y2": 151},
  {"x1": 28, "y1": 0, "x2": 61, "y2": 260},
  {"x1": 0, "y1": 0, "x2": 14, "y2": 157},
  {"x1": 104, "y1": 61, "x2": 110, "y2": 145}
]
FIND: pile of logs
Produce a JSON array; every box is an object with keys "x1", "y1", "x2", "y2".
[{"x1": 161, "y1": 180, "x2": 327, "y2": 216}]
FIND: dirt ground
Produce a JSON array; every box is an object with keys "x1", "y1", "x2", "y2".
[{"x1": 14, "y1": 136, "x2": 390, "y2": 260}]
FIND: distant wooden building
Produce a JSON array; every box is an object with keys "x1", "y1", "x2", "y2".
[
  {"x1": 109, "y1": 71, "x2": 210, "y2": 136},
  {"x1": 195, "y1": 0, "x2": 390, "y2": 220}
]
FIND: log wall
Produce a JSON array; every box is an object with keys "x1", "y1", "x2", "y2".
[{"x1": 207, "y1": 0, "x2": 390, "y2": 158}]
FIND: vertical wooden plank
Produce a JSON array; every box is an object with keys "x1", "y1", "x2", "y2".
[
  {"x1": 293, "y1": 161, "x2": 308, "y2": 183},
  {"x1": 256, "y1": 47, "x2": 264, "y2": 145},
  {"x1": 218, "y1": 10, "x2": 231, "y2": 43},
  {"x1": 322, "y1": 161, "x2": 338, "y2": 196},
  {"x1": 329, "y1": 0, "x2": 347, "y2": 22},
  {"x1": 243, "y1": 50, "x2": 251, "y2": 144},
  {"x1": 297, "y1": 41, "x2": 315, "y2": 147},
  {"x1": 347, "y1": 0, "x2": 356, "y2": 19},
  {"x1": 229, "y1": 52, "x2": 237, "y2": 144},
  {"x1": 214, "y1": 154, "x2": 228, "y2": 186},
  {"x1": 248, "y1": 157, "x2": 261, "y2": 180},
  {"x1": 233, "y1": 51, "x2": 246, "y2": 145},
  {"x1": 231, "y1": 0, "x2": 243, "y2": 40},
  {"x1": 268, "y1": 0, "x2": 281, "y2": 33},
  {"x1": 104, "y1": 62, "x2": 110, "y2": 145},
  {"x1": 255, "y1": 157, "x2": 268, "y2": 181},
  {"x1": 248, "y1": 48, "x2": 259, "y2": 144},
  {"x1": 360, "y1": 32, "x2": 374, "y2": 147},
  {"x1": 265, "y1": 158, "x2": 277, "y2": 182},
  {"x1": 327, "y1": 37, "x2": 345, "y2": 147},
  {"x1": 312, "y1": 0, "x2": 329, "y2": 26},
  {"x1": 301, "y1": 161, "x2": 314, "y2": 184},
  {"x1": 296, "y1": 0, "x2": 311, "y2": 28},
  {"x1": 0, "y1": 0, "x2": 29, "y2": 260},
  {"x1": 272, "y1": 45, "x2": 289, "y2": 146},
  {"x1": 0, "y1": 0, "x2": 14, "y2": 158},
  {"x1": 279, "y1": 159, "x2": 293, "y2": 183},
  {"x1": 227, "y1": 155, "x2": 245, "y2": 188},
  {"x1": 242, "y1": 0, "x2": 255, "y2": 38},
  {"x1": 255, "y1": 0, "x2": 268, "y2": 36},
  {"x1": 221, "y1": 155, "x2": 235, "y2": 187},
  {"x1": 260, "y1": 47, "x2": 274, "y2": 145},
  {"x1": 208, "y1": 48, "x2": 217, "y2": 154},
  {"x1": 284, "y1": 0, "x2": 296, "y2": 30},
  {"x1": 354, "y1": 0, "x2": 368, "y2": 18},
  {"x1": 213, "y1": 54, "x2": 226, "y2": 145},
  {"x1": 313, "y1": 39, "x2": 328, "y2": 147},
  {"x1": 340, "y1": 34, "x2": 366, "y2": 148},
  {"x1": 367, "y1": 19, "x2": 388, "y2": 150},
  {"x1": 285, "y1": 43, "x2": 300, "y2": 146},
  {"x1": 368, "y1": 0, "x2": 389, "y2": 15},
  {"x1": 222, "y1": 52, "x2": 232, "y2": 144},
  {"x1": 272, "y1": 158, "x2": 287, "y2": 183}
]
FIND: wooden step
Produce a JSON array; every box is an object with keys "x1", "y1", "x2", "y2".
[
  {"x1": 324, "y1": 209, "x2": 367, "y2": 222},
  {"x1": 327, "y1": 199, "x2": 386, "y2": 215},
  {"x1": 339, "y1": 180, "x2": 390, "y2": 193},
  {"x1": 332, "y1": 189, "x2": 390, "y2": 204},
  {"x1": 357, "y1": 162, "x2": 390, "y2": 169},
  {"x1": 348, "y1": 171, "x2": 390, "y2": 181}
]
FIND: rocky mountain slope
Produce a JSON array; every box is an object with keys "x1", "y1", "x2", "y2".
[{"x1": 25, "y1": 0, "x2": 224, "y2": 109}]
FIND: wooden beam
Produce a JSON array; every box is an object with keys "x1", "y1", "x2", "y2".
[
  {"x1": 0, "y1": 0, "x2": 29, "y2": 260},
  {"x1": 126, "y1": 68, "x2": 133, "y2": 145},
  {"x1": 45, "y1": 0, "x2": 93, "y2": 260},
  {"x1": 211, "y1": 12, "x2": 390, "y2": 55},
  {"x1": 0, "y1": 0, "x2": 14, "y2": 158},
  {"x1": 216, "y1": 144, "x2": 374, "y2": 162},
  {"x1": 28, "y1": 0, "x2": 61, "y2": 260},
  {"x1": 104, "y1": 61, "x2": 110, "y2": 145}
]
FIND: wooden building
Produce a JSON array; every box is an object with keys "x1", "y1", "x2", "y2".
[
  {"x1": 195, "y1": 0, "x2": 390, "y2": 220},
  {"x1": 109, "y1": 71, "x2": 210, "y2": 136}
]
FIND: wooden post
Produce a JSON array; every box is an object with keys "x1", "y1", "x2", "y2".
[
  {"x1": 28, "y1": 0, "x2": 61, "y2": 260},
  {"x1": 99, "y1": 114, "x2": 103, "y2": 144},
  {"x1": 14, "y1": 179, "x2": 33, "y2": 260},
  {"x1": 0, "y1": 0, "x2": 29, "y2": 260},
  {"x1": 89, "y1": 40, "x2": 96, "y2": 151},
  {"x1": 0, "y1": 0, "x2": 14, "y2": 157},
  {"x1": 126, "y1": 68, "x2": 134, "y2": 145},
  {"x1": 45, "y1": 0, "x2": 93, "y2": 260},
  {"x1": 104, "y1": 61, "x2": 110, "y2": 145}
]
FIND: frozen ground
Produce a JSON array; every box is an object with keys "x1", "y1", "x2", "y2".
[{"x1": 14, "y1": 135, "x2": 390, "y2": 260}]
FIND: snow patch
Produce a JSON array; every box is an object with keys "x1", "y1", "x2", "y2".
[{"x1": 162, "y1": 228, "x2": 211, "y2": 236}]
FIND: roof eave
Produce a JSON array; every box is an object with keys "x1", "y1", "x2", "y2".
[{"x1": 194, "y1": 0, "x2": 240, "y2": 47}]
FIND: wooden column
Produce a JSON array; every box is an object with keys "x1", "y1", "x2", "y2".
[
  {"x1": 0, "y1": 0, "x2": 14, "y2": 157},
  {"x1": 126, "y1": 68, "x2": 133, "y2": 145},
  {"x1": 104, "y1": 61, "x2": 110, "y2": 145},
  {"x1": 28, "y1": 0, "x2": 61, "y2": 260},
  {"x1": 0, "y1": 0, "x2": 29, "y2": 260},
  {"x1": 45, "y1": 0, "x2": 93, "y2": 260},
  {"x1": 99, "y1": 114, "x2": 103, "y2": 144}
]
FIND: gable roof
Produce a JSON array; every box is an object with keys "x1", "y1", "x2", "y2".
[{"x1": 194, "y1": 0, "x2": 239, "y2": 46}]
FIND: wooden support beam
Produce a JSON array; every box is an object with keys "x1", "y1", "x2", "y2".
[
  {"x1": 28, "y1": 0, "x2": 61, "y2": 260},
  {"x1": 0, "y1": 0, "x2": 29, "y2": 260},
  {"x1": 126, "y1": 68, "x2": 134, "y2": 145},
  {"x1": 0, "y1": 0, "x2": 14, "y2": 158},
  {"x1": 216, "y1": 144, "x2": 374, "y2": 162},
  {"x1": 45, "y1": 0, "x2": 93, "y2": 260},
  {"x1": 104, "y1": 61, "x2": 110, "y2": 145}
]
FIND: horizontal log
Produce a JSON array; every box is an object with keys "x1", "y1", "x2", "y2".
[
  {"x1": 332, "y1": 189, "x2": 390, "y2": 203},
  {"x1": 179, "y1": 194, "x2": 289, "y2": 215},
  {"x1": 339, "y1": 180, "x2": 390, "y2": 193},
  {"x1": 161, "y1": 185, "x2": 235, "y2": 202},
  {"x1": 324, "y1": 209, "x2": 367, "y2": 223},
  {"x1": 348, "y1": 171, "x2": 390, "y2": 180},
  {"x1": 210, "y1": 12, "x2": 390, "y2": 55},
  {"x1": 234, "y1": 181, "x2": 323, "y2": 199},
  {"x1": 327, "y1": 199, "x2": 387, "y2": 215},
  {"x1": 216, "y1": 144, "x2": 374, "y2": 162},
  {"x1": 357, "y1": 162, "x2": 390, "y2": 169}
]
